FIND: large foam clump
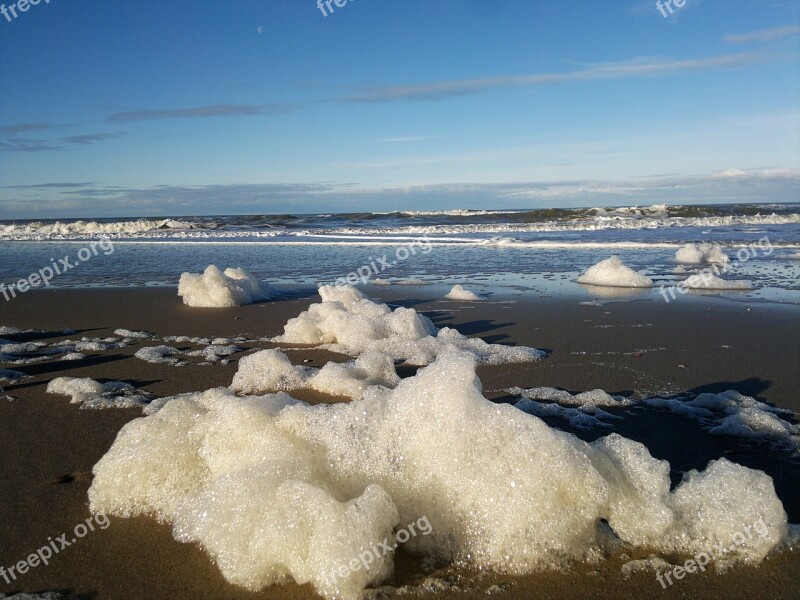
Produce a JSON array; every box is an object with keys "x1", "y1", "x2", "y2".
[
  {"x1": 675, "y1": 243, "x2": 730, "y2": 264},
  {"x1": 230, "y1": 349, "x2": 400, "y2": 399},
  {"x1": 89, "y1": 351, "x2": 789, "y2": 599},
  {"x1": 178, "y1": 265, "x2": 276, "y2": 308},
  {"x1": 273, "y1": 285, "x2": 544, "y2": 365},
  {"x1": 577, "y1": 256, "x2": 653, "y2": 288}
]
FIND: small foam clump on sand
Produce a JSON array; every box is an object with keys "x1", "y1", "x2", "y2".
[
  {"x1": 675, "y1": 243, "x2": 730, "y2": 264},
  {"x1": 231, "y1": 349, "x2": 399, "y2": 399},
  {"x1": 646, "y1": 390, "x2": 799, "y2": 450},
  {"x1": 185, "y1": 344, "x2": 241, "y2": 364},
  {"x1": 178, "y1": 265, "x2": 275, "y2": 308},
  {"x1": 577, "y1": 256, "x2": 653, "y2": 288},
  {"x1": 134, "y1": 345, "x2": 185, "y2": 366},
  {"x1": 510, "y1": 386, "x2": 633, "y2": 408},
  {"x1": 444, "y1": 284, "x2": 482, "y2": 301},
  {"x1": 683, "y1": 273, "x2": 753, "y2": 290},
  {"x1": 90, "y1": 351, "x2": 789, "y2": 600},
  {"x1": 510, "y1": 387, "x2": 633, "y2": 430},
  {"x1": 114, "y1": 328, "x2": 151, "y2": 339},
  {"x1": 273, "y1": 284, "x2": 544, "y2": 365},
  {"x1": 46, "y1": 377, "x2": 151, "y2": 409}
]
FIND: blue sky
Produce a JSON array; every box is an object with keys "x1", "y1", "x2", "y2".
[{"x1": 0, "y1": 0, "x2": 798, "y2": 218}]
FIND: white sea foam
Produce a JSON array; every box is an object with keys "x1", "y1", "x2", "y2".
[
  {"x1": 645, "y1": 391, "x2": 798, "y2": 450},
  {"x1": 178, "y1": 265, "x2": 276, "y2": 308},
  {"x1": 230, "y1": 349, "x2": 399, "y2": 399},
  {"x1": 134, "y1": 345, "x2": 185, "y2": 365},
  {"x1": 0, "y1": 218, "x2": 195, "y2": 239},
  {"x1": 2, "y1": 213, "x2": 798, "y2": 241},
  {"x1": 514, "y1": 398, "x2": 616, "y2": 430},
  {"x1": 510, "y1": 387, "x2": 631, "y2": 430},
  {"x1": 0, "y1": 326, "x2": 27, "y2": 335},
  {"x1": 577, "y1": 256, "x2": 653, "y2": 288},
  {"x1": 683, "y1": 273, "x2": 753, "y2": 290},
  {"x1": 675, "y1": 243, "x2": 730, "y2": 264},
  {"x1": 46, "y1": 377, "x2": 151, "y2": 409},
  {"x1": 273, "y1": 285, "x2": 544, "y2": 365},
  {"x1": 188, "y1": 344, "x2": 242, "y2": 364},
  {"x1": 510, "y1": 386, "x2": 634, "y2": 408},
  {"x1": 89, "y1": 351, "x2": 790, "y2": 599},
  {"x1": 444, "y1": 284, "x2": 482, "y2": 301},
  {"x1": 163, "y1": 335, "x2": 212, "y2": 344},
  {"x1": 114, "y1": 328, "x2": 152, "y2": 339}
]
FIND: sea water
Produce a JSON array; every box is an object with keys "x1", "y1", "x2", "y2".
[{"x1": 0, "y1": 203, "x2": 799, "y2": 303}]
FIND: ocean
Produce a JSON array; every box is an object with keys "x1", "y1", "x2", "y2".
[{"x1": 1, "y1": 202, "x2": 799, "y2": 303}]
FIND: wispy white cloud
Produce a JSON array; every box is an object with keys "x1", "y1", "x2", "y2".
[
  {"x1": 0, "y1": 123, "x2": 55, "y2": 135},
  {"x1": 107, "y1": 103, "x2": 301, "y2": 122},
  {"x1": 0, "y1": 129, "x2": 121, "y2": 153},
  {"x1": 346, "y1": 53, "x2": 765, "y2": 102},
  {"x1": 724, "y1": 24, "x2": 800, "y2": 43},
  {"x1": 2, "y1": 182, "x2": 98, "y2": 189}
]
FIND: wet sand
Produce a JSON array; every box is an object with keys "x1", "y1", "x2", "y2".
[{"x1": 1, "y1": 287, "x2": 798, "y2": 599}]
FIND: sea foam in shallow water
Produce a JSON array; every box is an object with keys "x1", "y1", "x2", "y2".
[
  {"x1": 577, "y1": 256, "x2": 653, "y2": 288},
  {"x1": 444, "y1": 284, "x2": 482, "y2": 301},
  {"x1": 178, "y1": 265, "x2": 275, "y2": 307},
  {"x1": 89, "y1": 351, "x2": 790, "y2": 599},
  {"x1": 675, "y1": 243, "x2": 730, "y2": 264},
  {"x1": 273, "y1": 285, "x2": 544, "y2": 365},
  {"x1": 683, "y1": 273, "x2": 753, "y2": 290}
]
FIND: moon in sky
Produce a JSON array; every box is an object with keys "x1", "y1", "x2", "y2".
[{"x1": 257, "y1": 26, "x2": 263, "y2": 34}]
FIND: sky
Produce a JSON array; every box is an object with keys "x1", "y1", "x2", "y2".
[{"x1": 0, "y1": 0, "x2": 798, "y2": 218}]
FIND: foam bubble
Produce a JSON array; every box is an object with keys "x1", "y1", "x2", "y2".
[
  {"x1": 646, "y1": 390, "x2": 798, "y2": 451},
  {"x1": 510, "y1": 387, "x2": 631, "y2": 430},
  {"x1": 274, "y1": 285, "x2": 544, "y2": 365},
  {"x1": 577, "y1": 256, "x2": 653, "y2": 288},
  {"x1": 683, "y1": 273, "x2": 753, "y2": 290},
  {"x1": 178, "y1": 265, "x2": 276, "y2": 308},
  {"x1": 186, "y1": 344, "x2": 241, "y2": 363},
  {"x1": 114, "y1": 328, "x2": 151, "y2": 339},
  {"x1": 89, "y1": 351, "x2": 790, "y2": 599},
  {"x1": 46, "y1": 377, "x2": 151, "y2": 409},
  {"x1": 675, "y1": 243, "x2": 730, "y2": 264},
  {"x1": 231, "y1": 349, "x2": 399, "y2": 399},
  {"x1": 134, "y1": 345, "x2": 185, "y2": 366},
  {"x1": 510, "y1": 386, "x2": 633, "y2": 408},
  {"x1": 444, "y1": 285, "x2": 482, "y2": 301}
]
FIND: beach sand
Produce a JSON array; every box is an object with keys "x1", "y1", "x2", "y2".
[{"x1": 1, "y1": 287, "x2": 798, "y2": 599}]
